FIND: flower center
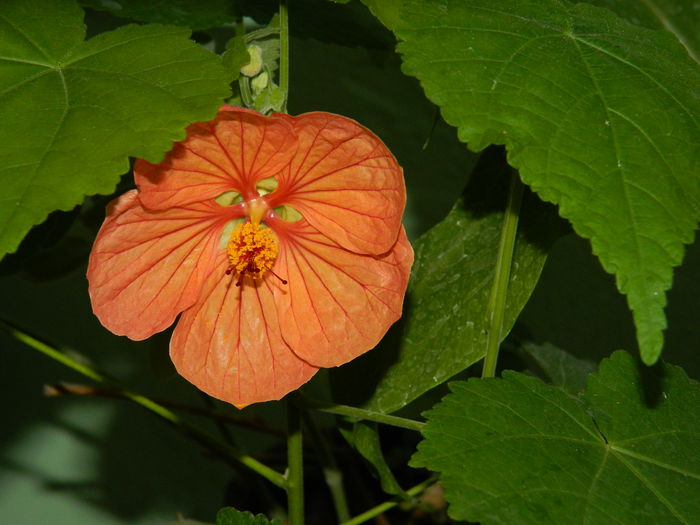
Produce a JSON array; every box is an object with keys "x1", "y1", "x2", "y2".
[{"x1": 226, "y1": 221, "x2": 284, "y2": 286}]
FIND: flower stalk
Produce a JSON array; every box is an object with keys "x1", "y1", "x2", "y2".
[
  {"x1": 339, "y1": 476, "x2": 439, "y2": 525},
  {"x1": 279, "y1": 0, "x2": 289, "y2": 112},
  {"x1": 481, "y1": 170, "x2": 524, "y2": 378},
  {"x1": 286, "y1": 399, "x2": 305, "y2": 525}
]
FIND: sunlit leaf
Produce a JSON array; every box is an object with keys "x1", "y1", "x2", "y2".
[
  {"x1": 0, "y1": 0, "x2": 230, "y2": 256},
  {"x1": 412, "y1": 351, "x2": 700, "y2": 524},
  {"x1": 389, "y1": 0, "x2": 700, "y2": 364}
]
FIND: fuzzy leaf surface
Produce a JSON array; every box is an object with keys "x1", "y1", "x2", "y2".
[
  {"x1": 412, "y1": 351, "x2": 700, "y2": 525},
  {"x1": 0, "y1": 0, "x2": 230, "y2": 256},
  {"x1": 392, "y1": 0, "x2": 700, "y2": 364}
]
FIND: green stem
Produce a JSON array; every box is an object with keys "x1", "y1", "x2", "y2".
[
  {"x1": 239, "y1": 75, "x2": 255, "y2": 108},
  {"x1": 481, "y1": 170, "x2": 524, "y2": 378},
  {"x1": 244, "y1": 27, "x2": 279, "y2": 43},
  {"x1": 278, "y1": 0, "x2": 289, "y2": 112},
  {"x1": 339, "y1": 476, "x2": 438, "y2": 525},
  {"x1": 286, "y1": 399, "x2": 304, "y2": 525},
  {"x1": 303, "y1": 412, "x2": 351, "y2": 522},
  {"x1": 298, "y1": 394, "x2": 424, "y2": 432},
  {"x1": 1, "y1": 319, "x2": 287, "y2": 489},
  {"x1": 45, "y1": 381, "x2": 285, "y2": 436}
]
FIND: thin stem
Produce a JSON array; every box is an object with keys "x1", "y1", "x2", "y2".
[
  {"x1": 481, "y1": 170, "x2": 524, "y2": 378},
  {"x1": 339, "y1": 476, "x2": 438, "y2": 525},
  {"x1": 239, "y1": 74, "x2": 255, "y2": 108},
  {"x1": 286, "y1": 399, "x2": 304, "y2": 525},
  {"x1": 303, "y1": 412, "x2": 351, "y2": 522},
  {"x1": 278, "y1": 0, "x2": 289, "y2": 112},
  {"x1": 299, "y1": 394, "x2": 425, "y2": 432},
  {"x1": 44, "y1": 381, "x2": 284, "y2": 436},
  {"x1": 1, "y1": 319, "x2": 287, "y2": 489},
  {"x1": 4, "y1": 319, "x2": 108, "y2": 384},
  {"x1": 244, "y1": 27, "x2": 279, "y2": 43}
]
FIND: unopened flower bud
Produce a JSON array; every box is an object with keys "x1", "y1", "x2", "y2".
[{"x1": 240, "y1": 44, "x2": 263, "y2": 77}]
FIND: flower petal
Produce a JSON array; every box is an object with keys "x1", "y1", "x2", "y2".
[
  {"x1": 170, "y1": 255, "x2": 319, "y2": 406},
  {"x1": 273, "y1": 219, "x2": 413, "y2": 368},
  {"x1": 87, "y1": 190, "x2": 225, "y2": 340},
  {"x1": 136, "y1": 106, "x2": 297, "y2": 210},
  {"x1": 273, "y1": 112, "x2": 406, "y2": 255}
]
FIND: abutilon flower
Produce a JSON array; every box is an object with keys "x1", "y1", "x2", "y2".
[{"x1": 87, "y1": 106, "x2": 413, "y2": 406}]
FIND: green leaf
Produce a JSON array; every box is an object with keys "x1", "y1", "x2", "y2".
[
  {"x1": 584, "y1": 0, "x2": 700, "y2": 63},
  {"x1": 0, "y1": 0, "x2": 230, "y2": 257},
  {"x1": 340, "y1": 421, "x2": 408, "y2": 498},
  {"x1": 253, "y1": 84, "x2": 285, "y2": 114},
  {"x1": 222, "y1": 34, "x2": 251, "y2": 83},
  {"x1": 216, "y1": 508, "x2": 281, "y2": 525},
  {"x1": 520, "y1": 342, "x2": 597, "y2": 394},
  {"x1": 392, "y1": 0, "x2": 700, "y2": 365},
  {"x1": 412, "y1": 351, "x2": 700, "y2": 525},
  {"x1": 331, "y1": 147, "x2": 562, "y2": 413},
  {"x1": 79, "y1": 0, "x2": 236, "y2": 30},
  {"x1": 360, "y1": 0, "x2": 403, "y2": 32}
]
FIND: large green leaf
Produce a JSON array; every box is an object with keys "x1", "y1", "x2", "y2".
[
  {"x1": 79, "y1": 0, "x2": 236, "y2": 30},
  {"x1": 412, "y1": 351, "x2": 700, "y2": 524},
  {"x1": 0, "y1": 0, "x2": 230, "y2": 256},
  {"x1": 331, "y1": 147, "x2": 562, "y2": 413},
  {"x1": 585, "y1": 0, "x2": 700, "y2": 63},
  {"x1": 383, "y1": 0, "x2": 700, "y2": 365}
]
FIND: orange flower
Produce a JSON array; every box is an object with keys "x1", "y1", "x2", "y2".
[{"x1": 87, "y1": 106, "x2": 413, "y2": 406}]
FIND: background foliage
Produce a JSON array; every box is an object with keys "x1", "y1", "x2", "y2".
[{"x1": 1, "y1": 0, "x2": 698, "y2": 524}]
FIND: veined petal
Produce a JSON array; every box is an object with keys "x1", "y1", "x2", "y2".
[
  {"x1": 273, "y1": 220, "x2": 413, "y2": 368},
  {"x1": 273, "y1": 112, "x2": 405, "y2": 255},
  {"x1": 136, "y1": 106, "x2": 297, "y2": 210},
  {"x1": 87, "y1": 190, "x2": 225, "y2": 340},
  {"x1": 170, "y1": 255, "x2": 319, "y2": 406}
]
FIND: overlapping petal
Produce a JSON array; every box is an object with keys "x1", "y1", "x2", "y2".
[
  {"x1": 271, "y1": 112, "x2": 406, "y2": 255},
  {"x1": 170, "y1": 254, "x2": 319, "y2": 406},
  {"x1": 136, "y1": 107, "x2": 297, "y2": 210},
  {"x1": 87, "y1": 190, "x2": 226, "y2": 340},
  {"x1": 271, "y1": 219, "x2": 413, "y2": 368}
]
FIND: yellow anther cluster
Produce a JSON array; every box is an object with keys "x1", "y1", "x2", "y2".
[{"x1": 226, "y1": 221, "x2": 278, "y2": 280}]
